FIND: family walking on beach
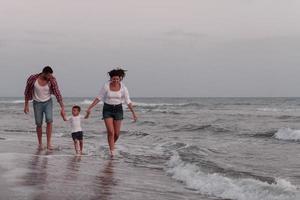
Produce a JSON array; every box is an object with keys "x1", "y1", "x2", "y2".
[{"x1": 24, "y1": 66, "x2": 137, "y2": 157}]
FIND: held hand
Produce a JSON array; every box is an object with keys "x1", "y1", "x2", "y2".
[
  {"x1": 60, "y1": 111, "x2": 67, "y2": 121},
  {"x1": 24, "y1": 105, "x2": 29, "y2": 114},
  {"x1": 85, "y1": 109, "x2": 91, "y2": 119}
]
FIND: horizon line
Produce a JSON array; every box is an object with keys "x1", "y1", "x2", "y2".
[{"x1": 1, "y1": 96, "x2": 300, "y2": 99}]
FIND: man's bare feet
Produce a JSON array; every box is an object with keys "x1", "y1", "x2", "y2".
[
  {"x1": 38, "y1": 144, "x2": 45, "y2": 150},
  {"x1": 76, "y1": 150, "x2": 81, "y2": 155},
  {"x1": 110, "y1": 150, "x2": 114, "y2": 158},
  {"x1": 47, "y1": 145, "x2": 54, "y2": 150}
]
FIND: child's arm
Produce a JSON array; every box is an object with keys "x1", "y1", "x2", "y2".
[{"x1": 84, "y1": 111, "x2": 90, "y2": 119}]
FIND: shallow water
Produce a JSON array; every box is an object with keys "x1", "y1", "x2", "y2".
[{"x1": 1, "y1": 97, "x2": 300, "y2": 200}]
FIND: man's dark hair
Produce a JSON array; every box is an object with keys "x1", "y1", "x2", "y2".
[
  {"x1": 108, "y1": 68, "x2": 127, "y2": 79},
  {"x1": 42, "y1": 66, "x2": 53, "y2": 74},
  {"x1": 72, "y1": 105, "x2": 81, "y2": 112}
]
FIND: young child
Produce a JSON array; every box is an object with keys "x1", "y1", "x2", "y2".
[{"x1": 62, "y1": 105, "x2": 89, "y2": 155}]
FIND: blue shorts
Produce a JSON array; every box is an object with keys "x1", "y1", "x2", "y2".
[
  {"x1": 33, "y1": 99, "x2": 53, "y2": 126},
  {"x1": 102, "y1": 103, "x2": 123, "y2": 120}
]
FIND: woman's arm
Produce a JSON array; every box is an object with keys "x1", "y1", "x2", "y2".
[
  {"x1": 86, "y1": 98, "x2": 100, "y2": 115},
  {"x1": 123, "y1": 85, "x2": 137, "y2": 121},
  {"x1": 128, "y1": 103, "x2": 137, "y2": 122},
  {"x1": 86, "y1": 83, "x2": 106, "y2": 116}
]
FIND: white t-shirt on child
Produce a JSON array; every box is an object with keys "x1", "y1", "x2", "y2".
[{"x1": 67, "y1": 115, "x2": 84, "y2": 133}]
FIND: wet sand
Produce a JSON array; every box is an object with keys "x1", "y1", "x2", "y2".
[{"x1": 0, "y1": 134, "x2": 209, "y2": 200}]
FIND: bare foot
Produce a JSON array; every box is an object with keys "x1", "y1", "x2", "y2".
[
  {"x1": 110, "y1": 150, "x2": 114, "y2": 158},
  {"x1": 47, "y1": 145, "x2": 54, "y2": 150},
  {"x1": 38, "y1": 144, "x2": 45, "y2": 150}
]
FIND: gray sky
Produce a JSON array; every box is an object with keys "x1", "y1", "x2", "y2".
[{"x1": 1, "y1": 0, "x2": 300, "y2": 97}]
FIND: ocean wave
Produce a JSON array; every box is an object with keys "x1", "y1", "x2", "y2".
[
  {"x1": 172, "y1": 124, "x2": 212, "y2": 132},
  {"x1": 54, "y1": 132, "x2": 70, "y2": 138},
  {"x1": 134, "y1": 102, "x2": 174, "y2": 107},
  {"x1": 3, "y1": 129, "x2": 35, "y2": 133},
  {"x1": 134, "y1": 102, "x2": 203, "y2": 109},
  {"x1": 137, "y1": 121, "x2": 157, "y2": 126},
  {"x1": 274, "y1": 128, "x2": 300, "y2": 141},
  {"x1": 256, "y1": 107, "x2": 300, "y2": 112},
  {"x1": 166, "y1": 123, "x2": 232, "y2": 133},
  {"x1": 80, "y1": 99, "x2": 94, "y2": 105},
  {"x1": 257, "y1": 108, "x2": 281, "y2": 112},
  {"x1": 276, "y1": 115, "x2": 300, "y2": 120},
  {"x1": 0, "y1": 100, "x2": 25, "y2": 104},
  {"x1": 157, "y1": 110, "x2": 181, "y2": 115},
  {"x1": 179, "y1": 102, "x2": 203, "y2": 107},
  {"x1": 167, "y1": 153, "x2": 299, "y2": 200},
  {"x1": 250, "y1": 131, "x2": 277, "y2": 138}
]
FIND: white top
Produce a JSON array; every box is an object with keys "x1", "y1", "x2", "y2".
[
  {"x1": 96, "y1": 82, "x2": 132, "y2": 105},
  {"x1": 67, "y1": 115, "x2": 84, "y2": 133},
  {"x1": 33, "y1": 80, "x2": 51, "y2": 102}
]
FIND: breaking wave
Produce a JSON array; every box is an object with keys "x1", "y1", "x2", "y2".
[
  {"x1": 274, "y1": 128, "x2": 300, "y2": 141},
  {"x1": 167, "y1": 153, "x2": 299, "y2": 200}
]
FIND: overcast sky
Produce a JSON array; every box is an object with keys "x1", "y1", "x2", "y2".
[{"x1": 1, "y1": 0, "x2": 300, "y2": 97}]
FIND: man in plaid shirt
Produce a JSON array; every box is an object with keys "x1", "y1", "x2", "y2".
[{"x1": 24, "y1": 66, "x2": 65, "y2": 150}]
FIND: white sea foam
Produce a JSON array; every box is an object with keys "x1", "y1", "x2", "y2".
[
  {"x1": 256, "y1": 107, "x2": 300, "y2": 112},
  {"x1": 12, "y1": 100, "x2": 25, "y2": 104},
  {"x1": 257, "y1": 107, "x2": 280, "y2": 112},
  {"x1": 80, "y1": 99, "x2": 93, "y2": 105},
  {"x1": 0, "y1": 100, "x2": 25, "y2": 104},
  {"x1": 274, "y1": 128, "x2": 300, "y2": 141},
  {"x1": 54, "y1": 132, "x2": 69, "y2": 138},
  {"x1": 167, "y1": 153, "x2": 299, "y2": 200},
  {"x1": 134, "y1": 102, "x2": 174, "y2": 107}
]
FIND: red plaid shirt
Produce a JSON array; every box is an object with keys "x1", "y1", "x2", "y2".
[{"x1": 24, "y1": 73, "x2": 63, "y2": 103}]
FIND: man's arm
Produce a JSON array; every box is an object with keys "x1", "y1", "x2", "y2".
[
  {"x1": 24, "y1": 99, "x2": 29, "y2": 114},
  {"x1": 24, "y1": 75, "x2": 35, "y2": 114},
  {"x1": 50, "y1": 77, "x2": 65, "y2": 117}
]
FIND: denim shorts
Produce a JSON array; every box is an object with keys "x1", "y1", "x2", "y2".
[
  {"x1": 33, "y1": 98, "x2": 53, "y2": 126},
  {"x1": 72, "y1": 131, "x2": 83, "y2": 141},
  {"x1": 102, "y1": 103, "x2": 123, "y2": 120}
]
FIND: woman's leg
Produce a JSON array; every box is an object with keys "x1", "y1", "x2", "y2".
[
  {"x1": 113, "y1": 120, "x2": 122, "y2": 143},
  {"x1": 104, "y1": 118, "x2": 115, "y2": 155}
]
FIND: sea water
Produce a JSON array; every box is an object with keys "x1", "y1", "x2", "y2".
[{"x1": 0, "y1": 97, "x2": 300, "y2": 200}]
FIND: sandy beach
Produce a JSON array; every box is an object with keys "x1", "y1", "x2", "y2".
[{"x1": 0, "y1": 133, "x2": 207, "y2": 200}]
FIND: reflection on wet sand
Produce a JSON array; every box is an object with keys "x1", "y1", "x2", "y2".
[
  {"x1": 20, "y1": 149, "x2": 51, "y2": 200},
  {"x1": 22, "y1": 149, "x2": 48, "y2": 185},
  {"x1": 64, "y1": 155, "x2": 82, "y2": 183},
  {"x1": 93, "y1": 159, "x2": 117, "y2": 200},
  {"x1": 15, "y1": 148, "x2": 119, "y2": 200}
]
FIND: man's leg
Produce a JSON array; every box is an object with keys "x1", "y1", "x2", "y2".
[
  {"x1": 36, "y1": 126, "x2": 43, "y2": 149},
  {"x1": 33, "y1": 101, "x2": 44, "y2": 149},
  {"x1": 46, "y1": 122, "x2": 53, "y2": 150},
  {"x1": 45, "y1": 99, "x2": 53, "y2": 150}
]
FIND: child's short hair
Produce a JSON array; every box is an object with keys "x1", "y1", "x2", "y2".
[{"x1": 72, "y1": 105, "x2": 81, "y2": 112}]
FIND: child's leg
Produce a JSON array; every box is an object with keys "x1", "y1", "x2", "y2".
[
  {"x1": 73, "y1": 139, "x2": 80, "y2": 154},
  {"x1": 79, "y1": 140, "x2": 83, "y2": 153}
]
